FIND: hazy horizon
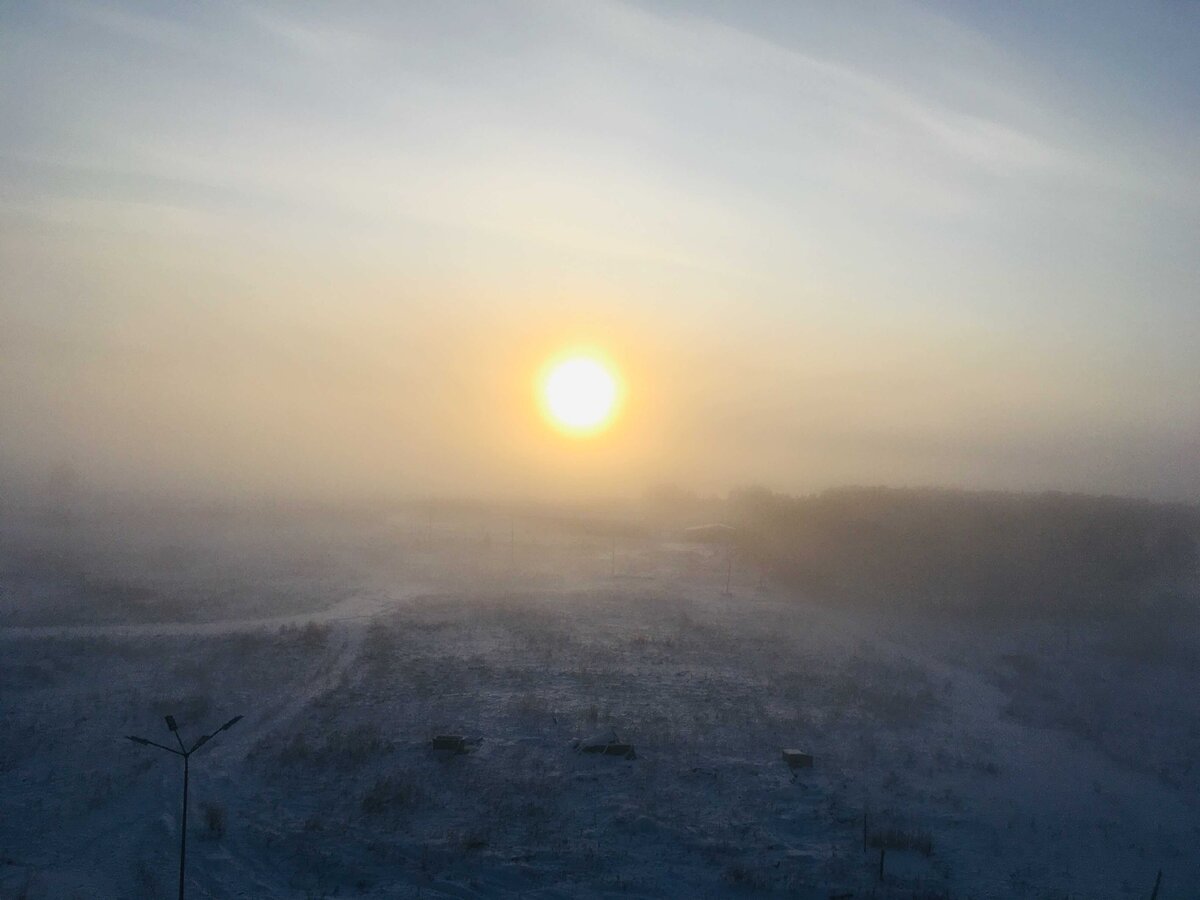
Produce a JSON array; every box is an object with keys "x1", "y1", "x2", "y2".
[
  {"x1": 5, "y1": 9, "x2": 1200, "y2": 892},
  {"x1": 3, "y1": 1, "x2": 1199, "y2": 503}
]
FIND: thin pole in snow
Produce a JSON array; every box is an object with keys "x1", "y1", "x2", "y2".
[{"x1": 179, "y1": 753, "x2": 188, "y2": 900}]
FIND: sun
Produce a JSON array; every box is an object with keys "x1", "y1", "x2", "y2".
[{"x1": 540, "y1": 353, "x2": 620, "y2": 436}]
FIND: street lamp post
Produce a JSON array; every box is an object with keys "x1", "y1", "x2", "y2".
[{"x1": 127, "y1": 713, "x2": 243, "y2": 900}]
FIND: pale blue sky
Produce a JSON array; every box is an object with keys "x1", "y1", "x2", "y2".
[{"x1": 2, "y1": 1, "x2": 1198, "y2": 500}]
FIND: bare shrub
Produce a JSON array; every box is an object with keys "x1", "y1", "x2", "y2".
[
  {"x1": 298, "y1": 621, "x2": 331, "y2": 651},
  {"x1": 13, "y1": 869, "x2": 37, "y2": 900},
  {"x1": 322, "y1": 725, "x2": 392, "y2": 768},
  {"x1": 134, "y1": 860, "x2": 161, "y2": 895},
  {"x1": 274, "y1": 724, "x2": 392, "y2": 771},
  {"x1": 202, "y1": 802, "x2": 226, "y2": 838},
  {"x1": 452, "y1": 827, "x2": 489, "y2": 852},
  {"x1": 723, "y1": 860, "x2": 771, "y2": 890},
  {"x1": 868, "y1": 825, "x2": 933, "y2": 856},
  {"x1": 361, "y1": 774, "x2": 426, "y2": 815}
]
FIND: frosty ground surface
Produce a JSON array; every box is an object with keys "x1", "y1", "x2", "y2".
[{"x1": 2, "y1": 511, "x2": 1196, "y2": 898}]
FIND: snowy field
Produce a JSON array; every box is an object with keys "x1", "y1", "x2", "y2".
[{"x1": 1, "y1": 506, "x2": 1197, "y2": 898}]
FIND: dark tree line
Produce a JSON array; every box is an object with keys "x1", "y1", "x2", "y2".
[{"x1": 727, "y1": 487, "x2": 1200, "y2": 616}]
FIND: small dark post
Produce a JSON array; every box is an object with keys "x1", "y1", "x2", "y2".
[
  {"x1": 877, "y1": 847, "x2": 886, "y2": 882},
  {"x1": 166, "y1": 714, "x2": 187, "y2": 900},
  {"x1": 127, "y1": 713, "x2": 243, "y2": 900},
  {"x1": 1149, "y1": 869, "x2": 1162, "y2": 900},
  {"x1": 179, "y1": 753, "x2": 188, "y2": 900},
  {"x1": 863, "y1": 810, "x2": 869, "y2": 853}
]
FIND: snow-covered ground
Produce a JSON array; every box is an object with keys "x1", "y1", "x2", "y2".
[{"x1": 2, "y1": 508, "x2": 1197, "y2": 898}]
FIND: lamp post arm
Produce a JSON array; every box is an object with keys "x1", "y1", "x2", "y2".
[
  {"x1": 190, "y1": 715, "x2": 243, "y2": 754},
  {"x1": 127, "y1": 736, "x2": 184, "y2": 756},
  {"x1": 188, "y1": 734, "x2": 210, "y2": 754}
]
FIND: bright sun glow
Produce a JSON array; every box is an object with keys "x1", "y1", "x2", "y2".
[{"x1": 541, "y1": 354, "x2": 620, "y2": 436}]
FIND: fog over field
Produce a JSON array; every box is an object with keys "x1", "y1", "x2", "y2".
[
  {"x1": 2, "y1": 490, "x2": 1197, "y2": 898},
  {"x1": 3, "y1": 1, "x2": 1200, "y2": 898}
]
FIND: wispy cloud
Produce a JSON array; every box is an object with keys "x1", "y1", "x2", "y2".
[
  {"x1": 244, "y1": 6, "x2": 376, "y2": 60},
  {"x1": 571, "y1": 0, "x2": 1074, "y2": 175}
]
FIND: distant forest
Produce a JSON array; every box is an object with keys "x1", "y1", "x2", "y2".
[{"x1": 717, "y1": 487, "x2": 1200, "y2": 616}]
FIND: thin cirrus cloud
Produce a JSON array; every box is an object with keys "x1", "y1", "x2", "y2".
[{"x1": 0, "y1": 0, "x2": 1198, "y2": 500}]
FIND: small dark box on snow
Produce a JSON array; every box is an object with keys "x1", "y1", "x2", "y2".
[
  {"x1": 575, "y1": 729, "x2": 637, "y2": 759},
  {"x1": 602, "y1": 743, "x2": 636, "y2": 758},
  {"x1": 782, "y1": 749, "x2": 813, "y2": 769}
]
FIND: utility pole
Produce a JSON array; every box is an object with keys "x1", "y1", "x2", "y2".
[{"x1": 127, "y1": 713, "x2": 243, "y2": 900}]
